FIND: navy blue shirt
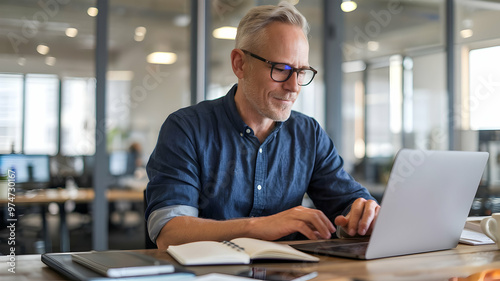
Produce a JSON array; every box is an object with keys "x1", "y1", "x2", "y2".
[{"x1": 145, "y1": 84, "x2": 374, "y2": 241}]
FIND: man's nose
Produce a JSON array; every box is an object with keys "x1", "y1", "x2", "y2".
[{"x1": 283, "y1": 71, "x2": 300, "y2": 92}]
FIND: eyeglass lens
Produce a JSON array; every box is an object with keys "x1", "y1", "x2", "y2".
[{"x1": 271, "y1": 63, "x2": 315, "y2": 86}]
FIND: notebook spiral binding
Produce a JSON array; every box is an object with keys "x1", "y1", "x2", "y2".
[{"x1": 221, "y1": 240, "x2": 245, "y2": 252}]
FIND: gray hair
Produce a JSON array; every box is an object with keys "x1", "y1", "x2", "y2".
[{"x1": 235, "y1": 1, "x2": 309, "y2": 51}]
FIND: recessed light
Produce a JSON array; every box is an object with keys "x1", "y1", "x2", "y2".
[
  {"x1": 37, "y1": 44, "x2": 50, "y2": 55},
  {"x1": 45, "y1": 56, "x2": 56, "y2": 66},
  {"x1": 341, "y1": 0, "x2": 357, "y2": 12},
  {"x1": 134, "y1": 34, "x2": 145, "y2": 42},
  {"x1": 213, "y1": 26, "x2": 237, "y2": 40},
  {"x1": 134, "y1": 26, "x2": 147, "y2": 42},
  {"x1": 460, "y1": 29, "x2": 473, "y2": 39},
  {"x1": 135, "y1": 27, "x2": 147, "y2": 37},
  {"x1": 107, "y1": 71, "x2": 134, "y2": 81},
  {"x1": 87, "y1": 7, "x2": 98, "y2": 17},
  {"x1": 66, "y1": 27, "x2": 78, "y2": 37},
  {"x1": 17, "y1": 57, "x2": 26, "y2": 66},
  {"x1": 146, "y1": 52, "x2": 177, "y2": 64},
  {"x1": 367, "y1": 41, "x2": 379, "y2": 51}
]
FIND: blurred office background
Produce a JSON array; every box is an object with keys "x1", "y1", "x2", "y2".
[{"x1": 1, "y1": 0, "x2": 500, "y2": 254}]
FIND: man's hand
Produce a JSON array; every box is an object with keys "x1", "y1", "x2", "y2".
[
  {"x1": 155, "y1": 206, "x2": 336, "y2": 249},
  {"x1": 334, "y1": 198, "x2": 380, "y2": 237},
  {"x1": 249, "y1": 206, "x2": 336, "y2": 241}
]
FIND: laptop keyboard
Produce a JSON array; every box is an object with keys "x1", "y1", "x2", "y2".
[
  {"x1": 292, "y1": 239, "x2": 370, "y2": 257},
  {"x1": 318, "y1": 242, "x2": 369, "y2": 255}
]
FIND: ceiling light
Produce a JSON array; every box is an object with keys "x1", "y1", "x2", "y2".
[
  {"x1": 341, "y1": 0, "x2": 357, "y2": 12},
  {"x1": 367, "y1": 41, "x2": 379, "y2": 51},
  {"x1": 87, "y1": 7, "x2": 98, "y2": 17},
  {"x1": 107, "y1": 71, "x2": 134, "y2": 81},
  {"x1": 460, "y1": 29, "x2": 473, "y2": 39},
  {"x1": 37, "y1": 44, "x2": 50, "y2": 55},
  {"x1": 134, "y1": 34, "x2": 144, "y2": 42},
  {"x1": 134, "y1": 26, "x2": 147, "y2": 42},
  {"x1": 17, "y1": 57, "x2": 26, "y2": 66},
  {"x1": 45, "y1": 56, "x2": 56, "y2": 66},
  {"x1": 65, "y1": 27, "x2": 78, "y2": 37},
  {"x1": 146, "y1": 52, "x2": 177, "y2": 64},
  {"x1": 135, "y1": 26, "x2": 147, "y2": 36},
  {"x1": 174, "y1": 15, "x2": 191, "y2": 27},
  {"x1": 213, "y1": 26, "x2": 237, "y2": 40}
]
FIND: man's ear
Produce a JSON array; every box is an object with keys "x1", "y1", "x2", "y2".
[{"x1": 231, "y1": 49, "x2": 245, "y2": 79}]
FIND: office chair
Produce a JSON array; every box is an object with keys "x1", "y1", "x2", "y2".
[{"x1": 143, "y1": 189, "x2": 157, "y2": 249}]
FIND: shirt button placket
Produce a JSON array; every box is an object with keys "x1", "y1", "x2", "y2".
[{"x1": 257, "y1": 147, "x2": 264, "y2": 192}]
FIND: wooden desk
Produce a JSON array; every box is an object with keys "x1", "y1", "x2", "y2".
[
  {"x1": 0, "y1": 188, "x2": 144, "y2": 204},
  {"x1": 0, "y1": 188, "x2": 144, "y2": 253},
  {"x1": 1, "y1": 244, "x2": 499, "y2": 281}
]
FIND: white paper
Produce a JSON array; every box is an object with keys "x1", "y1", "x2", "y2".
[{"x1": 459, "y1": 229, "x2": 495, "y2": 245}]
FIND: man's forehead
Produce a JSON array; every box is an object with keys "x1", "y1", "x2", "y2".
[{"x1": 257, "y1": 23, "x2": 310, "y2": 66}]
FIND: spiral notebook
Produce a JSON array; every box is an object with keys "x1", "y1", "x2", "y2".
[{"x1": 166, "y1": 237, "x2": 319, "y2": 266}]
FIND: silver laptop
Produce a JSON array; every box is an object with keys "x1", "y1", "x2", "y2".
[{"x1": 292, "y1": 149, "x2": 489, "y2": 260}]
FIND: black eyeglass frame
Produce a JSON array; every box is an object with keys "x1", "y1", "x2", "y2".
[{"x1": 241, "y1": 49, "x2": 317, "y2": 86}]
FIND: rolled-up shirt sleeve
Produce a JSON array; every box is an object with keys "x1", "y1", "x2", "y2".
[
  {"x1": 145, "y1": 111, "x2": 202, "y2": 222},
  {"x1": 147, "y1": 205, "x2": 199, "y2": 243}
]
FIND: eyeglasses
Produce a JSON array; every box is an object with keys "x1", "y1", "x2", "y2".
[{"x1": 241, "y1": 50, "x2": 317, "y2": 86}]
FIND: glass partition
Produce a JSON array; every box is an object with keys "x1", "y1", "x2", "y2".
[
  {"x1": 455, "y1": 0, "x2": 500, "y2": 204},
  {"x1": 24, "y1": 74, "x2": 59, "y2": 155},
  {"x1": 61, "y1": 77, "x2": 96, "y2": 155},
  {"x1": 365, "y1": 66, "x2": 392, "y2": 158},
  {"x1": 0, "y1": 0, "x2": 96, "y2": 156},
  {"x1": 342, "y1": 0, "x2": 446, "y2": 184},
  {"x1": 108, "y1": 0, "x2": 191, "y2": 160},
  {"x1": 411, "y1": 52, "x2": 447, "y2": 150},
  {"x1": 0, "y1": 74, "x2": 23, "y2": 153}
]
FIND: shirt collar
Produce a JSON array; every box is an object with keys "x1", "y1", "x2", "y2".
[{"x1": 223, "y1": 84, "x2": 284, "y2": 139}]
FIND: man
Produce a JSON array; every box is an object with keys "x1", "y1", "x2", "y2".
[{"x1": 145, "y1": 2, "x2": 379, "y2": 250}]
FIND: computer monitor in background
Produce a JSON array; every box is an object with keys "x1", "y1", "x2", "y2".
[
  {"x1": 109, "y1": 151, "x2": 128, "y2": 176},
  {"x1": 0, "y1": 154, "x2": 51, "y2": 190},
  {"x1": 49, "y1": 155, "x2": 85, "y2": 187}
]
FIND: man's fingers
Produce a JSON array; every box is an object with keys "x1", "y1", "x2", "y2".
[
  {"x1": 358, "y1": 200, "x2": 378, "y2": 235},
  {"x1": 270, "y1": 206, "x2": 335, "y2": 240},
  {"x1": 298, "y1": 207, "x2": 335, "y2": 239},
  {"x1": 336, "y1": 199, "x2": 380, "y2": 237},
  {"x1": 366, "y1": 204, "x2": 381, "y2": 235},
  {"x1": 294, "y1": 220, "x2": 320, "y2": 240},
  {"x1": 347, "y1": 198, "x2": 366, "y2": 236},
  {"x1": 334, "y1": 215, "x2": 348, "y2": 227},
  {"x1": 303, "y1": 210, "x2": 334, "y2": 239}
]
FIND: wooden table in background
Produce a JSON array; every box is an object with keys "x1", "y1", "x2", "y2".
[
  {"x1": 0, "y1": 188, "x2": 144, "y2": 204},
  {"x1": 0, "y1": 188, "x2": 144, "y2": 253}
]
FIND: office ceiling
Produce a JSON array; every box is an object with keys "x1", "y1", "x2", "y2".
[{"x1": 1, "y1": 0, "x2": 500, "y2": 77}]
